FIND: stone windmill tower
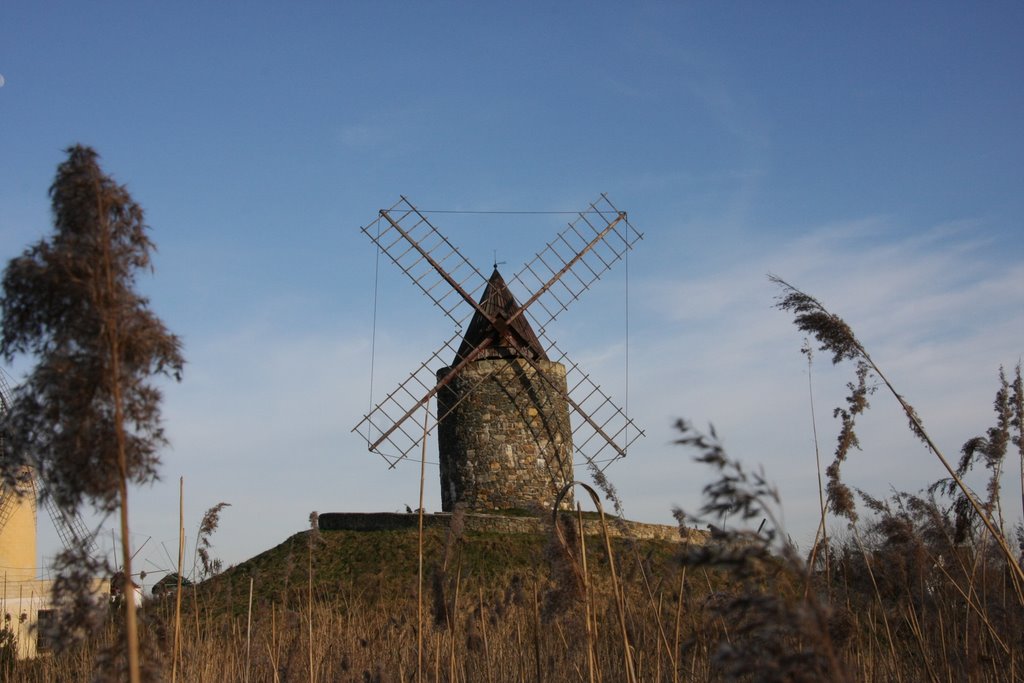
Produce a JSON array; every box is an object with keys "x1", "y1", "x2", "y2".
[
  {"x1": 354, "y1": 195, "x2": 644, "y2": 513},
  {"x1": 436, "y1": 268, "x2": 573, "y2": 511}
]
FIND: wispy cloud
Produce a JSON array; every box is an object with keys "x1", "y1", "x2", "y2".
[{"x1": 612, "y1": 217, "x2": 1022, "y2": 543}]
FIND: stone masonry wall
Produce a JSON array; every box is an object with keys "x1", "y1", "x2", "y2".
[
  {"x1": 436, "y1": 359, "x2": 574, "y2": 512},
  {"x1": 317, "y1": 511, "x2": 705, "y2": 543}
]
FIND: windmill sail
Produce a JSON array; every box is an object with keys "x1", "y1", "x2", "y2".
[
  {"x1": 508, "y1": 194, "x2": 643, "y2": 338},
  {"x1": 362, "y1": 196, "x2": 489, "y2": 328},
  {"x1": 353, "y1": 195, "x2": 644, "y2": 473}
]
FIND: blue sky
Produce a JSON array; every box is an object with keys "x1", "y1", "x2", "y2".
[{"x1": 2, "y1": 2, "x2": 1022, "y2": 584}]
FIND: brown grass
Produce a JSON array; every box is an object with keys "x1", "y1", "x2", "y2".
[
  {"x1": 9, "y1": 283, "x2": 1024, "y2": 681},
  {"x1": 12, "y1": 483, "x2": 1022, "y2": 682}
]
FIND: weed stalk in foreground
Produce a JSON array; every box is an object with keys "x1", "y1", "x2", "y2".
[
  {"x1": 673, "y1": 420, "x2": 851, "y2": 683},
  {"x1": 770, "y1": 275, "x2": 1024, "y2": 590}
]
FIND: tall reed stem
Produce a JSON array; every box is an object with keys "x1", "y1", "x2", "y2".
[
  {"x1": 576, "y1": 504, "x2": 596, "y2": 683},
  {"x1": 553, "y1": 482, "x2": 636, "y2": 683},
  {"x1": 172, "y1": 477, "x2": 185, "y2": 683},
  {"x1": 803, "y1": 344, "x2": 831, "y2": 598},
  {"x1": 245, "y1": 577, "x2": 253, "y2": 683},
  {"x1": 772, "y1": 276, "x2": 1024, "y2": 591},
  {"x1": 417, "y1": 407, "x2": 429, "y2": 683},
  {"x1": 307, "y1": 528, "x2": 313, "y2": 683}
]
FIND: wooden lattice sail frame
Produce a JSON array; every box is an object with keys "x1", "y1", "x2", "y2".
[{"x1": 353, "y1": 194, "x2": 645, "y2": 476}]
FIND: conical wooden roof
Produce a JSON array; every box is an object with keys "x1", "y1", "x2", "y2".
[{"x1": 453, "y1": 269, "x2": 549, "y2": 363}]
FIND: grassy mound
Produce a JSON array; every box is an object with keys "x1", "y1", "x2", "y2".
[{"x1": 187, "y1": 521, "x2": 684, "y2": 619}]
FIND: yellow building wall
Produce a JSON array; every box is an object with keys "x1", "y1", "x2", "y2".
[
  {"x1": 0, "y1": 480, "x2": 36, "y2": 584},
  {"x1": 2, "y1": 581, "x2": 51, "y2": 660},
  {"x1": 2, "y1": 578, "x2": 110, "y2": 659},
  {"x1": 0, "y1": 476, "x2": 111, "y2": 659}
]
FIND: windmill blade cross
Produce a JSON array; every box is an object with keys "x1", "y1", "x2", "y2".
[
  {"x1": 509, "y1": 194, "x2": 642, "y2": 337},
  {"x1": 517, "y1": 351, "x2": 634, "y2": 461},
  {"x1": 0, "y1": 488, "x2": 17, "y2": 537},
  {"x1": 539, "y1": 333, "x2": 645, "y2": 465},
  {"x1": 363, "y1": 196, "x2": 488, "y2": 327},
  {"x1": 354, "y1": 334, "x2": 495, "y2": 465},
  {"x1": 37, "y1": 481, "x2": 97, "y2": 556},
  {"x1": 506, "y1": 208, "x2": 624, "y2": 331},
  {"x1": 376, "y1": 204, "x2": 545, "y2": 356},
  {"x1": 355, "y1": 194, "x2": 643, "y2": 470}
]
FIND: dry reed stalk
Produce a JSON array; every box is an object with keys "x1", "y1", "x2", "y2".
[
  {"x1": 774, "y1": 277, "x2": 1024, "y2": 593},
  {"x1": 698, "y1": 569, "x2": 729, "y2": 646},
  {"x1": 450, "y1": 555, "x2": 463, "y2": 683},
  {"x1": 417, "y1": 407, "x2": 429, "y2": 683},
  {"x1": 672, "y1": 565, "x2": 686, "y2": 683},
  {"x1": 925, "y1": 541, "x2": 1011, "y2": 655},
  {"x1": 267, "y1": 604, "x2": 281, "y2": 683},
  {"x1": 192, "y1": 583, "x2": 201, "y2": 644},
  {"x1": 532, "y1": 580, "x2": 543, "y2": 683},
  {"x1": 575, "y1": 504, "x2": 596, "y2": 683},
  {"x1": 628, "y1": 538, "x2": 676, "y2": 677},
  {"x1": 551, "y1": 621, "x2": 581, "y2": 681},
  {"x1": 245, "y1": 576, "x2": 253, "y2": 683},
  {"x1": 434, "y1": 630, "x2": 441, "y2": 683},
  {"x1": 903, "y1": 602, "x2": 939, "y2": 683},
  {"x1": 109, "y1": 299, "x2": 140, "y2": 683},
  {"x1": 552, "y1": 482, "x2": 636, "y2": 683},
  {"x1": 306, "y1": 514, "x2": 315, "y2": 683},
  {"x1": 172, "y1": 477, "x2": 184, "y2": 683},
  {"x1": 478, "y1": 587, "x2": 494, "y2": 683},
  {"x1": 602, "y1": 520, "x2": 636, "y2": 683},
  {"x1": 936, "y1": 608, "x2": 948, "y2": 679},
  {"x1": 515, "y1": 618, "x2": 524, "y2": 683},
  {"x1": 802, "y1": 342, "x2": 832, "y2": 601},
  {"x1": 654, "y1": 592, "x2": 663, "y2": 683},
  {"x1": 688, "y1": 636, "x2": 701, "y2": 679},
  {"x1": 306, "y1": 583, "x2": 312, "y2": 681}
]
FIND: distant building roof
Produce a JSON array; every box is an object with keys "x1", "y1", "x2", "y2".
[{"x1": 453, "y1": 269, "x2": 549, "y2": 364}]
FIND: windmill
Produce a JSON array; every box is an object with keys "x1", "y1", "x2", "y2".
[
  {"x1": 0, "y1": 367, "x2": 95, "y2": 578},
  {"x1": 353, "y1": 194, "x2": 644, "y2": 512}
]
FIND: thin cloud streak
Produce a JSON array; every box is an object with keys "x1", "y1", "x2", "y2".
[{"x1": 615, "y1": 218, "x2": 1022, "y2": 543}]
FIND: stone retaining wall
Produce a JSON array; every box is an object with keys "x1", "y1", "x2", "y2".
[{"x1": 318, "y1": 511, "x2": 705, "y2": 543}]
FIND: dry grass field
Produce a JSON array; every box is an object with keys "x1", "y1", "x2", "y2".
[
  {"x1": 5, "y1": 283, "x2": 1022, "y2": 682},
  {"x1": 8, "y1": 469, "x2": 1023, "y2": 682}
]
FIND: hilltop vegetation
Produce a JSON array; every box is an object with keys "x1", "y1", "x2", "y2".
[
  {"x1": 191, "y1": 524, "x2": 680, "y2": 617},
  {"x1": 16, "y1": 520, "x2": 709, "y2": 681},
  {"x1": 14, "y1": 448, "x2": 1023, "y2": 682}
]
